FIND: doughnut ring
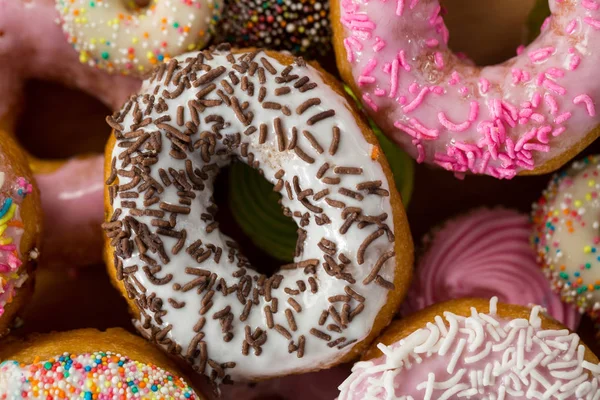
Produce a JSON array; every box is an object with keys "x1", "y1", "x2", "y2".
[
  {"x1": 332, "y1": 0, "x2": 600, "y2": 179},
  {"x1": 104, "y1": 45, "x2": 413, "y2": 383}
]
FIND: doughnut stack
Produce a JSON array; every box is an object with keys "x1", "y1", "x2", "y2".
[{"x1": 1, "y1": 0, "x2": 600, "y2": 399}]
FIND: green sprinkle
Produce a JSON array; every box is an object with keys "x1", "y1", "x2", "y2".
[
  {"x1": 559, "y1": 272, "x2": 569, "y2": 280},
  {"x1": 44, "y1": 362, "x2": 52, "y2": 370}
]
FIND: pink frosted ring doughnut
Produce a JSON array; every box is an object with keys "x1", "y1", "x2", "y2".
[{"x1": 332, "y1": 0, "x2": 600, "y2": 179}]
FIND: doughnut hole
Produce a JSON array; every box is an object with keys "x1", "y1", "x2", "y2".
[
  {"x1": 212, "y1": 163, "x2": 298, "y2": 278},
  {"x1": 15, "y1": 80, "x2": 110, "y2": 159},
  {"x1": 442, "y1": 0, "x2": 537, "y2": 65}
]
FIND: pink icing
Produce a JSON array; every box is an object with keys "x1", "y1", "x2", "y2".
[
  {"x1": 403, "y1": 208, "x2": 581, "y2": 331},
  {"x1": 0, "y1": 0, "x2": 140, "y2": 120},
  {"x1": 338, "y1": 0, "x2": 600, "y2": 179},
  {"x1": 338, "y1": 302, "x2": 600, "y2": 399},
  {"x1": 34, "y1": 156, "x2": 104, "y2": 267}
]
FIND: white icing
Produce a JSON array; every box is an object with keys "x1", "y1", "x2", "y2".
[
  {"x1": 108, "y1": 49, "x2": 399, "y2": 381},
  {"x1": 338, "y1": 298, "x2": 600, "y2": 400}
]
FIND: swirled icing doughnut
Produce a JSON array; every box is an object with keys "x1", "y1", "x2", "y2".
[
  {"x1": 332, "y1": 0, "x2": 600, "y2": 179},
  {"x1": 403, "y1": 208, "x2": 581, "y2": 331},
  {"x1": 0, "y1": 328, "x2": 204, "y2": 399},
  {"x1": 55, "y1": 0, "x2": 223, "y2": 76},
  {"x1": 103, "y1": 46, "x2": 413, "y2": 383},
  {"x1": 338, "y1": 298, "x2": 600, "y2": 400},
  {"x1": 0, "y1": 130, "x2": 41, "y2": 336},
  {"x1": 532, "y1": 155, "x2": 600, "y2": 323},
  {"x1": 215, "y1": 0, "x2": 331, "y2": 57}
]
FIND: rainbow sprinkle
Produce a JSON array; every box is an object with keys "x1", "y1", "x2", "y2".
[
  {"x1": 55, "y1": 0, "x2": 222, "y2": 76},
  {"x1": 0, "y1": 176, "x2": 32, "y2": 317},
  {"x1": 0, "y1": 351, "x2": 198, "y2": 399},
  {"x1": 532, "y1": 155, "x2": 600, "y2": 322},
  {"x1": 215, "y1": 0, "x2": 331, "y2": 57}
]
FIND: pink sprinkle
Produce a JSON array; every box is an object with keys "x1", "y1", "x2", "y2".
[
  {"x1": 566, "y1": 19, "x2": 578, "y2": 34},
  {"x1": 409, "y1": 82, "x2": 419, "y2": 94},
  {"x1": 425, "y1": 38, "x2": 439, "y2": 48},
  {"x1": 0, "y1": 245, "x2": 17, "y2": 252},
  {"x1": 515, "y1": 128, "x2": 537, "y2": 152},
  {"x1": 398, "y1": 50, "x2": 411, "y2": 72},
  {"x1": 584, "y1": 16, "x2": 600, "y2": 30},
  {"x1": 428, "y1": 5, "x2": 441, "y2": 26},
  {"x1": 502, "y1": 101, "x2": 518, "y2": 121},
  {"x1": 545, "y1": 67, "x2": 565, "y2": 78},
  {"x1": 519, "y1": 108, "x2": 533, "y2": 118},
  {"x1": 552, "y1": 127, "x2": 566, "y2": 137},
  {"x1": 403, "y1": 88, "x2": 429, "y2": 112},
  {"x1": 396, "y1": 0, "x2": 404, "y2": 16},
  {"x1": 573, "y1": 94, "x2": 596, "y2": 116},
  {"x1": 537, "y1": 126, "x2": 552, "y2": 144},
  {"x1": 394, "y1": 121, "x2": 419, "y2": 139},
  {"x1": 434, "y1": 52, "x2": 444, "y2": 69},
  {"x1": 536, "y1": 73, "x2": 546, "y2": 86},
  {"x1": 358, "y1": 76, "x2": 376, "y2": 86},
  {"x1": 459, "y1": 86, "x2": 468, "y2": 96},
  {"x1": 555, "y1": 112, "x2": 572, "y2": 124},
  {"x1": 479, "y1": 152, "x2": 491, "y2": 174},
  {"x1": 584, "y1": 0, "x2": 600, "y2": 10},
  {"x1": 532, "y1": 92, "x2": 542, "y2": 108},
  {"x1": 349, "y1": 20, "x2": 376, "y2": 31},
  {"x1": 523, "y1": 143, "x2": 550, "y2": 152},
  {"x1": 438, "y1": 112, "x2": 471, "y2": 132},
  {"x1": 448, "y1": 71, "x2": 460, "y2": 86},
  {"x1": 479, "y1": 78, "x2": 490, "y2": 94},
  {"x1": 468, "y1": 101, "x2": 479, "y2": 121},
  {"x1": 0, "y1": 264, "x2": 11, "y2": 273},
  {"x1": 544, "y1": 79, "x2": 566, "y2": 95},
  {"x1": 373, "y1": 37, "x2": 386, "y2": 52},
  {"x1": 398, "y1": 96, "x2": 407, "y2": 105},
  {"x1": 529, "y1": 47, "x2": 555, "y2": 63},
  {"x1": 410, "y1": 118, "x2": 439, "y2": 138},
  {"x1": 383, "y1": 62, "x2": 391, "y2": 73},
  {"x1": 343, "y1": 39, "x2": 354, "y2": 62},
  {"x1": 412, "y1": 140, "x2": 425, "y2": 163},
  {"x1": 569, "y1": 54, "x2": 581, "y2": 71},
  {"x1": 541, "y1": 16, "x2": 551, "y2": 31},
  {"x1": 374, "y1": 88, "x2": 386, "y2": 96},
  {"x1": 506, "y1": 138, "x2": 516, "y2": 159},
  {"x1": 389, "y1": 59, "x2": 400, "y2": 98},
  {"x1": 362, "y1": 93, "x2": 379, "y2": 111},
  {"x1": 429, "y1": 86, "x2": 444, "y2": 95},
  {"x1": 544, "y1": 93, "x2": 558, "y2": 115},
  {"x1": 409, "y1": 0, "x2": 419, "y2": 9},
  {"x1": 346, "y1": 36, "x2": 363, "y2": 51},
  {"x1": 516, "y1": 45, "x2": 525, "y2": 56},
  {"x1": 362, "y1": 58, "x2": 378, "y2": 76},
  {"x1": 512, "y1": 68, "x2": 523, "y2": 84},
  {"x1": 490, "y1": 99, "x2": 502, "y2": 119},
  {"x1": 530, "y1": 113, "x2": 545, "y2": 123}
]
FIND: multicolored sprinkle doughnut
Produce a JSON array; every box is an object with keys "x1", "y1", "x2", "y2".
[
  {"x1": 532, "y1": 155, "x2": 600, "y2": 323},
  {"x1": 404, "y1": 208, "x2": 581, "y2": 331},
  {"x1": 104, "y1": 46, "x2": 413, "y2": 384},
  {"x1": 55, "y1": 0, "x2": 223, "y2": 76},
  {"x1": 339, "y1": 298, "x2": 600, "y2": 399},
  {"x1": 332, "y1": 0, "x2": 600, "y2": 178},
  {"x1": 0, "y1": 328, "x2": 202, "y2": 399},
  {"x1": 215, "y1": 0, "x2": 331, "y2": 57}
]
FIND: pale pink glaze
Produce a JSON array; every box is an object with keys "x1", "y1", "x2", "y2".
[
  {"x1": 0, "y1": 0, "x2": 141, "y2": 266},
  {"x1": 338, "y1": 0, "x2": 600, "y2": 179},
  {"x1": 0, "y1": 0, "x2": 140, "y2": 120},
  {"x1": 403, "y1": 208, "x2": 581, "y2": 331},
  {"x1": 34, "y1": 156, "x2": 104, "y2": 267},
  {"x1": 201, "y1": 365, "x2": 351, "y2": 400}
]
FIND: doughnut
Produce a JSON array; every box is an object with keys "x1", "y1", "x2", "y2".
[
  {"x1": 0, "y1": 328, "x2": 204, "y2": 399},
  {"x1": 331, "y1": 0, "x2": 600, "y2": 179},
  {"x1": 1, "y1": 0, "x2": 218, "y2": 267},
  {"x1": 532, "y1": 155, "x2": 600, "y2": 324},
  {"x1": 0, "y1": 129, "x2": 42, "y2": 336},
  {"x1": 403, "y1": 208, "x2": 581, "y2": 331},
  {"x1": 215, "y1": 0, "x2": 331, "y2": 57},
  {"x1": 228, "y1": 87, "x2": 414, "y2": 262},
  {"x1": 55, "y1": 0, "x2": 223, "y2": 76},
  {"x1": 338, "y1": 298, "x2": 600, "y2": 399},
  {"x1": 103, "y1": 45, "x2": 413, "y2": 383}
]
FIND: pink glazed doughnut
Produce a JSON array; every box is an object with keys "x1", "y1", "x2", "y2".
[
  {"x1": 402, "y1": 208, "x2": 581, "y2": 331},
  {"x1": 1, "y1": 0, "x2": 220, "y2": 266},
  {"x1": 332, "y1": 0, "x2": 600, "y2": 179}
]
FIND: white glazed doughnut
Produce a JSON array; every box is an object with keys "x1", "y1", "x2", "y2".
[
  {"x1": 532, "y1": 155, "x2": 600, "y2": 323},
  {"x1": 332, "y1": 0, "x2": 600, "y2": 178},
  {"x1": 104, "y1": 46, "x2": 413, "y2": 384},
  {"x1": 55, "y1": 0, "x2": 223, "y2": 76}
]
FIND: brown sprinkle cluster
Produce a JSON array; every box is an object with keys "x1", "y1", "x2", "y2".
[{"x1": 104, "y1": 45, "x2": 397, "y2": 385}]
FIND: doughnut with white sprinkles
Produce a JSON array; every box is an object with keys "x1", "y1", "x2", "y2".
[
  {"x1": 338, "y1": 298, "x2": 600, "y2": 400},
  {"x1": 104, "y1": 45, "x2": 412, "y2": 383}
]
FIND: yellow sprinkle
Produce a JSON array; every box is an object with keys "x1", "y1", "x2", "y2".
[
  {"x1": 575, "y1": 200, "x2": 582, "y2": 208},
  {"x1": 585, "y1": 245, "x2": 592, "y2": 254},
  {"x1": 0, "y1": 204, "x2": 16, "y2": 226},
  {"x1": 589, "y1": 179, "x2": 596, "y2": 187},
  {"x1": 586, "y1": 193, "x2": 593, "y2": 201},
  {"x1": 79, "y1": 53, "x2": 89, "y2": 63},
  {"x1": 146, "y1": 51, "x2": 154, "y2": 59},
  {"x1": 187, "y1": 43, "x2": 195, "y2": 51},
  {"x1": 0, "y1": 237, "x2": 13, "y2": 246},
  {"x1": 132, "y1": 37, "x2": 139, "y2": 44},
  {"x1": 0, "y1": 224, "x2": 8, "y2": 237}
]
